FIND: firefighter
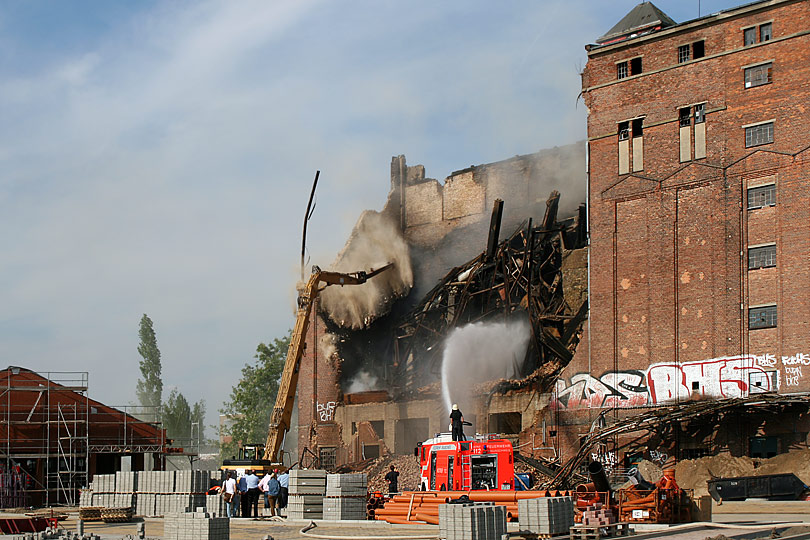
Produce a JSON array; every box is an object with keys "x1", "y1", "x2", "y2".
[{"x1": 450, "y1": 404, "x2": 465, "y2": 441}]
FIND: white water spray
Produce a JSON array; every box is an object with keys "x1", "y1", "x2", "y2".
[{"x1": 440, "y1": 319, "x2": 532, "y2": 418}]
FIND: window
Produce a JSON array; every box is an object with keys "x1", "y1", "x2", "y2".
[
  {"x1": 744, "y1": 27, "x2": 757, "y2": 46},
  {"x1": 745, "y1": 62, "x2": 773, "y2": 88},
  {"x1": 760, "y1": 22, "x2": 772, "y2": 42},
  {"x1": 617, "y1": 61, "x2": 628, "y2": 79},
  {"x1": 678, "y1": 44, "x2": 690, "y2": 63},
  {"x1": 694, "y1": 104, "x2": 705, "y2": 124},
  {"x1": 632, "y1": 118, "x2": 643, "y2": 138},
  {"x1": 745, "y1": 23, "x2": 772, "y2": 46},
  {"x1": 630, "y1": 57, "x2": 643, "y2": 75},
  {"x1": 618, "y1": 121, "x2": 630, "y2": 140},
  {"x1": 749, "y1": 305, "x2": 777, "y2": 329},
  {"x1": 748, "y1": 244, "x2": 776, "y2": 269},
  {"x1": 318, "y1": 446, "x2": 337, "y2": 470},
  {"x1": 693, "y1": 40, "x2": 705, "y2": 59},
  {"x1": 745, "y1": 122, "x2": 774, "y2": 147},
  {"x1": 679, "y1": 107, "x2": 691, "y2": 127},
  {"x1": 632, "y1": 118, "x2": 644, "y2": 172},
  {"x1": 747, "y1": 184, "x2": 776, "y2": 209}
]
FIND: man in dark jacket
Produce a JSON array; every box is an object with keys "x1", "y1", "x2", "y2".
[
  {"x1": 384, "y1": 465, "x2": 399, "y2": 495},
  {"x1": 450, "y1": 404, "x2": 464, "y2": 441}
]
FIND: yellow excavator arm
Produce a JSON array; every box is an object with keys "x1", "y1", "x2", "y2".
[{"x1": 263, "y1": 263, "x2": 393, "y2": 462}]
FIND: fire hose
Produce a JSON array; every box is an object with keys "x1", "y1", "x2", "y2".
[{"x1": 300, "y1": 521, "x2": 439, "y2": 540}]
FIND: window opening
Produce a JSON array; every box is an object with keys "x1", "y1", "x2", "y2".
[
  {"x1": 748, "y1": 245, "x2": 776, "y2": 269},
  {"x1": 744, "y1": 27, "x2": 756, "y2": 46},
  {"x1": 694, "y1": 104, "x2": 705, "y2": 124},
  {"x1": 747, "y1": 184, "x2": 776, "y2": 209},
  {"x1": 618, "y1": 121, "x2": 630, "y2": 141},
  {"x1": 745, "y1": 63, "x2": 773, "y2": 88},
  {"x1": 679, "y1": 108, "x2": 691, "y2": 127},
  {"x1": 693, "y1": 40, "x2": 705, "y2": 59},
  {"x1": 749, "y1": 305, "x2": 777, "y2": 329},
  {"x1": 617, "y1": 61, "x2": 628, "y2": 80},
  {"x1": 630, "y1": 57, "x2": 642, "y2": 75},
  {"x1": 760, "y1": 23, "x2": 772, "y2": 42},
  {"x1": 745, "y1": 122, "x2": 774, "y2": 147},
  {"x1": 318, "y1": 447, "x2": 337, "y2": 471},
  {"x1": 678, "y1": 44, "x2": 690, "y2": 63},
  {"x1": 632, "y1": 118, "x2": 643, "y2": 137}
]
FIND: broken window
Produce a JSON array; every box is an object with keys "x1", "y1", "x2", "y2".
[
  {"x1": 370, "y1": 420, "x2": 385, "y2": 439},
  {"x1": 630, "y1": 57, "x2": 643, "y2": 75},
  {"x1": 362, "y1": 444, "x2": 380, "y2": 459},
  {"x1": 488, "y1": 412, "x2": 522, "y2": 435},
  {"x1": 617, "y1": 61, "x2": 628, "y2": 80},
  {"x1": 618, "y1": 121, "x2": 630, "y2": 174},
  {"x1": 760, "y1": 22, "x2": 772, "y2": 42},
  {"x1": 745, "y1": 62, "x2": 773, "y2": 88},
  {"x1": 747, "y1": 184, "x2": 776, "y2": 209},
  {"x1": 744, "y1": 27, "x2": 757, "y2": 46},
  {"x1": 618, "y1": 121, "x2": 630, "y2": 141},
  {"x1": 679, "y1": 108, "x2": 691, "y2": 127},
  {"x1": 694, "y1": 104, "x2": 705, "y2": 124},
  {"x1": 748, "y1": 305, "x2": 777, "y2": 330},
  {"x1": 678, "y1": 44, "x2": 690, "y2": 63},
  {"x1": 748, "y1": 244, "x2": 776, "y2": 269},
  {"x1": 693, "y1": 40, "x2": 705, "y2": 59},
  {"x1": 745, "y1": 122, "x2": 774, "y2": 147},
  {"x1": 631, "y1": 118, "x2": 644, "y2": 171}
]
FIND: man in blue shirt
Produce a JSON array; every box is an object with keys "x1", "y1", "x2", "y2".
[
  {"x1": 245, "y1": 470, "x2": 261, "y2": 518},
  {"x1": 277, "y1": 469, "x2": 289, "y2": 510},
  {"x1": 238, "y1": 472, "x2": 249, "y2": 517}
]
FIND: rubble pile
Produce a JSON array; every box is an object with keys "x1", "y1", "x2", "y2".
[{"x1": 364, "y1": 455, "x2": 420, "y2": 493}]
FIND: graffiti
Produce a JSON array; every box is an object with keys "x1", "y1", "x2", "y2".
[
  {"x1": 551, "y1": 353, "x2": 796, "y2": 410},
  {"x1": 649, "y1": 450, "x2": 668, "y2": 465},
  {"x1": 783, "y1": 353, "x2": 810, "y2": 366},
  {"x1": 317, "y1": 401, "x2": 337, "y2": 422},
  {"x1": 785, "y1": 367, "x2": 802, "y2": 387},
  {"x1": 591, "y1": 451, "x2": 618, "y2": 475}
]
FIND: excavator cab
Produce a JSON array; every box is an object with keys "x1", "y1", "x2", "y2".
[{"x1": 221, "y1": 443, "x2": 276, "y2": 474}]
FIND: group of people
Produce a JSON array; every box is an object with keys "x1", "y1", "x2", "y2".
[{"x1": 221, "y1": 468, "x2": 289, "y2": 518}]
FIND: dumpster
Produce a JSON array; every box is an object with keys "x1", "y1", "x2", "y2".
[{"x1": 708, "y1": 473, "x2": 807, "y2": 501}]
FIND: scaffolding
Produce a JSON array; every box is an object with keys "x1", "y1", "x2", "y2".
[
  {"x1": 0, "y1": 367, "x2": 168, "y2": 508},
  {"x1": 0, "y1": 369, "x2": 89, "y2": 507}
]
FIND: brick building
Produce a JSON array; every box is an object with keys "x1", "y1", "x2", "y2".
[{"x1": 576, "y1": 0, "x2": 810, "y2": 459}]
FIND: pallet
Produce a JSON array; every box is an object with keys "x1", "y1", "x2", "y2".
[
  {"x1": 78, "y1": 507, "x2": 104, "y2": 522},
  {"x1": 100, "y1": 507, "x2": 134, "y2": 523},
  {"x1": 569, "y1": 522, "x2": 632, "y2": 540}
]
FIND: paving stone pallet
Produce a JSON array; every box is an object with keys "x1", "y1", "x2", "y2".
[
  {"x1": 519, "y1": 496, "x2": 575, "y2": 536},
  {"x1": 439, "y1": 502, "x2": 506, "y2": 540},
  {"x1": 163, "y1": 510, "x2": 229, "y2": 540},
  {"x1": 569, "y1": 522, "x2": 632, "y2": 540}
]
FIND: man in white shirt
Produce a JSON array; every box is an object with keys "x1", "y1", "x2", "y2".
[{"x1": 223, "y1": 472, "x2": 237, "y2": 517}]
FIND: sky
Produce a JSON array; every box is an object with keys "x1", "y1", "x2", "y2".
[{"x1": 0, "y1": 0, "x2": 745, "y2": 435}]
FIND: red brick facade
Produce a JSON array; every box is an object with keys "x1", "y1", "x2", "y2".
[{"x1": 574, "y1": 0, "x2": 810, "y2": 437}]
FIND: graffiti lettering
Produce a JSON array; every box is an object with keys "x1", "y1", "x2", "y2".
[
  {"x1": 783, "y1": 353, "x2": 810, "y2": 366},
  {"x1": 591, "y1": 451, "x2": 618, "y2": 475},
  {"x1": 317, "y1": 401, "x2": 337, "y2": 422},
  {"x1": 785, "y1": 367, "x2": 802, "y2": 387},
  {"x1": 649, "y1": 450, "x2": 668, "y2": 465},
  {"x1": 551, "y1": 353, "x2": 797, "y2": 410}
]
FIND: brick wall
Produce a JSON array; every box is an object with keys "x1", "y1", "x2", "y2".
[{"x1": 579, "y1": 0, "x2": 810, "y2": 422}]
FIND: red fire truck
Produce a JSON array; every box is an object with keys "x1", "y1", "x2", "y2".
[{"x1": 415, "y1": 434, "x2": 515, "y2": 491}]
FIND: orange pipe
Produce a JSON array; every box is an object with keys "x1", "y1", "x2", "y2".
[
  {"x1": 414, "y1": 513, "x2": 439, "y2": 525},
  {"x1": 380, "y1": 517, "x2": 419, "y2": 525}
]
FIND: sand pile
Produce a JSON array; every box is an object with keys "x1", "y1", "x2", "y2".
[{"x1": 675, "y1": 449, "x2": 810, "y2": 497}]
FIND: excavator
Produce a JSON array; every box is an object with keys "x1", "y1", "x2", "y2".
[
  {"x1": 262, "y1": 263, "x2": 393, "y2": 463},
  {"x1": 221, "y1": 263, "x2": 393, "y2": 473}
]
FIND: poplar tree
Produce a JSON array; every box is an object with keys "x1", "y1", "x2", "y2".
[{"x1": 136, "y1": 314, "x2": 163, "y2": 413}]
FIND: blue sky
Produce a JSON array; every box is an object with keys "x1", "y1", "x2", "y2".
[{"x1": 0, "y1": 0, "x2": 744, "y2": 433}]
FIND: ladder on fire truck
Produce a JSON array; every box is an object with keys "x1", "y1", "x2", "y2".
[{"x1": 461, "y1": 454, "x2": 472, "y2": 490}]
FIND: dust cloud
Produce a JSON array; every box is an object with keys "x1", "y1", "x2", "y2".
[
  {"x1": 440, "y1": 319, "x2": 531, "y2": 420},
  {"x1": 346, "y1": 370, "x2": 380, "y2": 393},
  {"x1": 320, "y1": 210, "x2": 413, "y2": 329}
]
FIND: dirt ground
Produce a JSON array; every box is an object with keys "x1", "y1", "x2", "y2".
[{"x1": 676, "y1": 449, "x2": 810, "y2": 497}]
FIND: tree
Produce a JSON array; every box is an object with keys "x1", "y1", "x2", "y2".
[
  {"x1": 136, "y1": 314, "x2": 163, "y2": 413},
  {"x1": 163, "y1": 389, "x2": 206, "y2": 443},
  {"x1": 220, "y1": 331, "x2": 290, "y2": 459}
]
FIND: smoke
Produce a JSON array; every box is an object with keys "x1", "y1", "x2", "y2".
[
  {"x1": 319, "y1": 332, "x2": 338, "y2": 363},
  {"x1": 441, "y1": 319, "x2": 531, "y2": 416},
  {"x1": 320, "y1": 210, "x2": 413, "y2": 329},
  {"x1": 346, "y1": 370, "x2": 380, "y2": 394}
]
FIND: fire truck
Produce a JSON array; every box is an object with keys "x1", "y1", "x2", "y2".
[{"x1": 415, "y1": 433, "x2": 515, "y2": 491}]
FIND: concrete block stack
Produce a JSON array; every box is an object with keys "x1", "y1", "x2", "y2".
[
  {"x1": 439, "y1": 502, "x2": 506, "y2": 540},
  {"x1": 581, "y1": 502, "x2": 616, "y2": 526},
  {"x1": 114, "y1": 471, "x2": 137, "y2": 508},
  {"x1": 163, "y1": 509, "x2": 229, "y2": 540},
  {"x1": 89, "y1": 474, "x2": 116, "y2": 508},
  {"x1": 323, "y1": 473, "x2": 367, "y2": 520},
  {"x1": 288, "y1": 470, "x2": 327, "y2": 519},
  {"x1": 518, "y1": 496, "x2": 575, "y2": 535}
]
